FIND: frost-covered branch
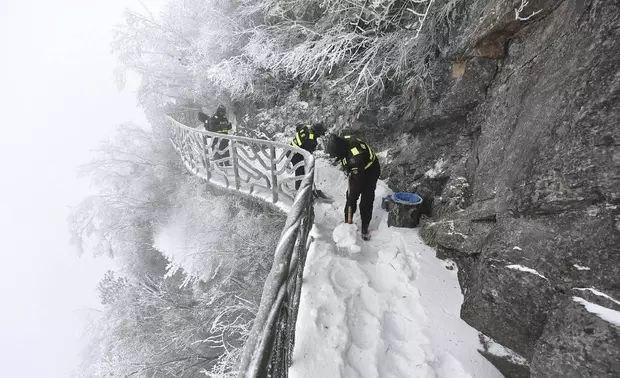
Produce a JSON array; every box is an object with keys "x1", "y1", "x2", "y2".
[
  {"x1": 112, "y1": 0, "x2": 439, "y2": 106},
  {"x1": 514, "y1": 0, "x2": 542, "y2": 21}
]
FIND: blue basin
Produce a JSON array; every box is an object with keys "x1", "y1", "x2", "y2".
[{"x1": 391, "y1": 192, "x2": 423, "y2": 205}]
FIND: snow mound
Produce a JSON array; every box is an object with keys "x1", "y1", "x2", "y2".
[{"x1": 332, "y1": 223, "x2": 361, "y2": 254}]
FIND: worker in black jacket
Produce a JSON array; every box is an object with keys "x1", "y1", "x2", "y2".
[
  {"x1": 206, "y1": 105, "x2": 232, "y2": 134},
  {"x1": 326, "y1": 135, "x2": 380, "y2": 240},
  {"x1": 290, "y1": 122, "x2": 326, "y2": 190}
]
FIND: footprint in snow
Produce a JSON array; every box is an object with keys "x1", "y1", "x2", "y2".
[
  {"x1": 362, "y1": 262, "x2": 400, "y2": 293},
  {"x1": 346, "y1": 306, "x2": 380, "y2": 350},
  {"x1": 328, "y1": 260, "x2": 368, "y2": 296}
]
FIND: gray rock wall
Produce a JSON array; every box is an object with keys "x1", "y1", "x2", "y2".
[{"x1": 382, "y1": 0, "x2": 619, "y2": 375}]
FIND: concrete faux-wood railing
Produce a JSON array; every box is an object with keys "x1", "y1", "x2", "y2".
[{"x1": 166, "y1": 116, "x2": 315, "y2": 377}]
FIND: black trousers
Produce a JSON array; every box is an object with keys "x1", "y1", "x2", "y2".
[
  {"x1": 291, "y1": 152, "x2": 305, "y2": 190},
  {"x1": 345, "y1": 160, "x2": 380, "y2": 233}
]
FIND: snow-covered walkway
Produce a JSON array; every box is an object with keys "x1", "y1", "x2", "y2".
[{"x1": 290, "y1": 159, "x2": 501, "y2": 378}]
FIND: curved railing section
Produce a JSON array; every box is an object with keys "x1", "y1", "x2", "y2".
[{"x1": 166, "y1": 115, "x2": 315, "y2": 377}]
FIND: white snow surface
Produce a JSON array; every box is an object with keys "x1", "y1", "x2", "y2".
[
  {"x1": 290, "y1": 159, "x2": 501, "y2": 378},
  {"x1": 572, "y1": 297, "x2": 620, "y2": 327},
  {"x1": 478, "y1": 334, "x2": 528, "y2": 366},
  {"x1": 505, "y1": 264, "x2": 548, "y2": 281},
  {"x1": 573, "y1": 264, "x2": 591, "y2": 271},
  {"x1": 424, "y1": 158, "x2": 446, "y2": 178},
  {"x1": 573, "y1": 288, "x2": 620, "y2": 306}
]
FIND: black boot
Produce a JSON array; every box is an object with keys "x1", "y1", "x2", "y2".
[{"x1": 361, "y1": 226, "x2": 370, "y2": 241}]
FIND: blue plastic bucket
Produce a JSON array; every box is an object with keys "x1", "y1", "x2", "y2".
[{"x1": 391, "y1": 192, "x2": 423, "y2": 205}]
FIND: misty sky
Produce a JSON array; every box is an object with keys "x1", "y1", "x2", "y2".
[{"x1": 0, "y1": 1, "x2": 161, "y2": 376}]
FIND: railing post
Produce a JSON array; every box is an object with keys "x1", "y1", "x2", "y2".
[
  {"x1": 203, "y1": 135, "x2": 211, "y2": 182},
  {"x1": 231, "y1": 139, "x2": 240, "y2": 190},
  {"x1": 270, "y1": 146, "x2": 278, "y2": 204}
]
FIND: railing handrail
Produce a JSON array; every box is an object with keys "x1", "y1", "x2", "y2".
[
  {"x1": 167, "y1": 115, "x2": 312, "y2": 155},
  {"x1": 165, "y1": 115, "x2": 315, "y2": 377}
]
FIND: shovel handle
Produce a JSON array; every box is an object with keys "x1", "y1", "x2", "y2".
[{"x1": 346, "y1": 185, "x2": 353, "y2": 223}]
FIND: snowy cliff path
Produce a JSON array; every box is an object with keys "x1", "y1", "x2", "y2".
[{"x1": 289, "y1": 158, "x2": 501, "y2": 378}]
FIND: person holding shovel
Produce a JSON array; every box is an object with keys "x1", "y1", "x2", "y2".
[
  {"x1": 326, "y1": 135, "x2": 380, "y2": 241},
  {"x1": 290, "y1": 122, "x2": 327, "y2": 191}
]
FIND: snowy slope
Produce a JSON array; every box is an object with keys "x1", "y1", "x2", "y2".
[{"x1": 290, "y1": 158, "x2": 501, "y2": 378}]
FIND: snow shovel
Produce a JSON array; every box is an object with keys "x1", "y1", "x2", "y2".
[
  {"x1": 313, "y1": 188, "x2": 333, "y2": 203},
  {"x1": 312, "y1": 167, "x2": 333, "y2": 203}
]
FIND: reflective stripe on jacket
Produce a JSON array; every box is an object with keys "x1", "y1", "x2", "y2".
[
  {"x1": 290, "y1": 125, "x2": 317, "y2": 152},
  {"x1": 208, "y1": 116, "x2": 231, "y2": 134},
  {"x1": 341, "y1": 136, "x2": 377, "y2": 174}
]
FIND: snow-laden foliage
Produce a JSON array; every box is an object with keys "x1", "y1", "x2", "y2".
[
  {"x1": 112, "y1": 0, "x2": 439, "y2": 111},
  {"x1": 238, "y1": 0, "x2": 436, "y2": 101},
  {"x1": 69, "y1": 124, "x2": 182, "y2": 274},
  {"x1": 112, "y1": 0, "x2": 241, "y2": 109},
  {"x1": 72, "y1": 122, "x2": 285, "y2": 376},
  {"x1": 81, "y1": 268, "x2": 259, "y2": 377},
  {"x1": 154, "y1": 182, "x2": 283, "y2": 288}
]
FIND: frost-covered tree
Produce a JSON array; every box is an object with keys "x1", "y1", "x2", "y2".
[
  {"x1": 112, "y1": 0, "x2": 247, "y2": 111},
  {"x1": 112, "y1": 0, "x2": 439, "y2": 114},
  {"x1": 233, "y1": 0, "x2": 436, "y2": 101},
  {"x1": 72, "y1": 119, "x2": 285, "y2": 375},
  {"x1": 69, "y1": 124, "x2": 181, "y2": 275}
]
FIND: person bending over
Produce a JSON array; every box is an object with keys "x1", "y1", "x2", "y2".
[
  {"x1": 326, "y1": 134, "x2": 380, "y2": 241},
  {"x1": 290, "y1": 122, "x2": 326, "y2": 190}
]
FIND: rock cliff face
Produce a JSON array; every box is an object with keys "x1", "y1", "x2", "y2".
[{"x1": 379, "y1": 0, "x2": 619, "y2": 375}]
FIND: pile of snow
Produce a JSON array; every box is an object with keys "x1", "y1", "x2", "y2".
[
  {"x1": 332, "y1": 223, "x2": 361, "y2": 254},
  {"x1": 290, "y1": 159, "x2": 501, "y2": 377}
]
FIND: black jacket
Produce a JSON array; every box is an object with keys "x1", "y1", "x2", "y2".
[
  {"x1": 206, "y1": 115, "x2": 231, "y2": 134},
  {"x1": 339, "y1": 136, "x2": 377, "y2": 176},
  {"x1": 291, "y1": 125, "x2": 318, "y2": 153}
]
